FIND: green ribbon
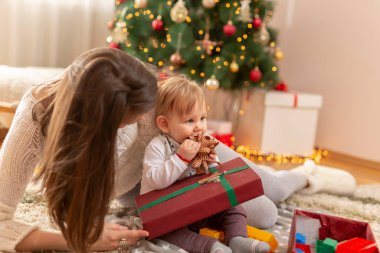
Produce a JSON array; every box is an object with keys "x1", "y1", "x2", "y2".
[{"x1": 138, "y1": 165, "x2": 249, "y2": 213}]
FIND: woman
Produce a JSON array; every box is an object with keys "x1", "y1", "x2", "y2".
[{"x1": 0, "y1": 48, "x2": 157, "y2": 252}]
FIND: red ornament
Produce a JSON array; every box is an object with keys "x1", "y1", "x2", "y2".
[
  {"x1": 223, "y1": 21, "x2": 236, "y2": 37},
  {"x1": 152, "y1": 17, "x2": 164, "y2": 31},
  {"x1": 275, "y1": 82, "x2": 288, "y2": 92},
  {"x1": 252, "y1": 17, "x2": 262, "y2": 28},
  {"x1": 158, "y1": 72, "x2": 170, "y2": 81},
  {"x1": 249, "y1": 68, "x2": 262, "y2": 82},
  {"x1": 117, "y1": 0, "x2": 126, "y2": 4},
  {"x1": 109, "y1": 42, "x2": 120, "y2": 49}
]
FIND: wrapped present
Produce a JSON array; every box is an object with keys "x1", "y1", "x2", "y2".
[
  {"x1": 288, "y1": 209, "x2": 379, "y2": 253},
  {"x1": 204, "y1": 88, "x2": 322, "y2": 155},
  {"x1": 135, "y1": 157, "x2": 264, "y2": 239},
  {"x1": 211, "y1": 133, "x2": 234, "y2": 147}
]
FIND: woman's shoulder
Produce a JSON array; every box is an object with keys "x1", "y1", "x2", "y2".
[{"x1": 30, "y1": 85, "x2": 49, "y2": 100}]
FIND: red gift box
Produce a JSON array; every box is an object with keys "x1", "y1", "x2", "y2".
[
  {"x1": 211, "y1": 133, "x2": 234, "y2": 147},
  {"x1": 135, "y1": 157, "x2": 264, "y2": 239},
  {"x1": 288, "y1": 209, "x2": 379, "y2": 253}
]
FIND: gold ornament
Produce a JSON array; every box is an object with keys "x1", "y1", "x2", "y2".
[
  {"x1": 238, "y1": 0, "x2": 252, "y2": 22},
  {"x1": 195, "y1": 32, "x2": 222, "y2": 56},
  {"x1": 230, "y1": 60, "x2": 239, "y2": 73},
  {"x1": 205, "y1": 75, "x2": 219, "y2": 90},
  {"x1": 202, "y1": 0, "x2": 216, "y2": 9},
  {"x1": 170, "y1": 0, "x2": 188, "y2": 23},
  {"x1": 259, "y1": 23, "x2": 270, "y2": 45},
  {"x1": 170, "y1": 51, "x2": 182, "y2": 65},
  {"x1": 274, "y1": 48, "x2": 284, "y2": 60},
  {"x1": 134, "y1": 0, "x2": 147, "y2": 8},
  {"x1": 111, "y1": 22, "x2": 128, "y2": 43}
]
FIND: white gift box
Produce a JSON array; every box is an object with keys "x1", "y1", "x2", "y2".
[
  {"x1": 234, "y1": 89, "x2": 323, "y2": 155},
  {"x1": 207, "y1": 120, "x2": 233, "y2": 135}
]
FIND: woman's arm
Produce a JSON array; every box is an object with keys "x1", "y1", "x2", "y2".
[
  {"x1": 15, "y1": 229, "x2": 69, "y2": 252},
  {"x1": 16, "y1": 223, "x2": 149, "y2": 252},
  {"x1": 0, "y1": 90, "x2": 44, "y2": 251}
]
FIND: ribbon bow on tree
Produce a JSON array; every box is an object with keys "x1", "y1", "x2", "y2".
[{"x1": 190, "y1": 135, "x2": 219, "y2": 175}]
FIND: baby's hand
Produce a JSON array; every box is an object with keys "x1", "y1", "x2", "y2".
[{"x1": 177, "y1": 139, "x2": 201, "y2": 162}]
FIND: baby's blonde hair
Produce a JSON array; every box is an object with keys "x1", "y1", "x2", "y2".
[{"x1": 156, "y1": 75, "x2": 205, "y2": 117}]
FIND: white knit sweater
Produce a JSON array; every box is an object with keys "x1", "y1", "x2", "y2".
[{"x1": 0, "y1": 89, "x2": 158, "y2": 252}]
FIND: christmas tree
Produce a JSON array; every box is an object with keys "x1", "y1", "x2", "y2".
[{"x1": 107, "y1": 0, "x2": 284, "y2": 90}]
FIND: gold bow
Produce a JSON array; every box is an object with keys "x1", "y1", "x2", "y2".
[{"x1": 190, "y1": 135, "x2": 219, "y2": 175}]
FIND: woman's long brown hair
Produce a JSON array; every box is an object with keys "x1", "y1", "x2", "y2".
[{"x1": 33, "y1": 48, "x2": 157, "y2": 252}]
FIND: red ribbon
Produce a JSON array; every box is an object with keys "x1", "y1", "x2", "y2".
[{"x1": 293, "y1": 93, "x2": 298, "y2": 108}]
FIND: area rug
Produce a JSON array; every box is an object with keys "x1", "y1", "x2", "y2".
[{"x1": 14, "y1": 184, "x2": 380, "y2": 252}]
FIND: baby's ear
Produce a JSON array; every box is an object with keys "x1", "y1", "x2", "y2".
[{"x1": 156, "y1": 115, "x2": 170, "y2": 133}]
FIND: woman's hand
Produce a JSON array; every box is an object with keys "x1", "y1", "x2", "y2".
[
  {"x1": 177, "y1": 139, "x2": 201, "y2": 162},
  {"x1": 90, "y1": 223, "x2": 149, "y2": 251}
]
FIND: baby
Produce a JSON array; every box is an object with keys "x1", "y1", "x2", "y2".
[{"x1": 140, "y1": 76, "x2": 270, "y2": 253}]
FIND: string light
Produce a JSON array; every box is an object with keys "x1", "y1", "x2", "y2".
[{"x1": 235, "y1": 146, "x2": 328, "y2": 164}]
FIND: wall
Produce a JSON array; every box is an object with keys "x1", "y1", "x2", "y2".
[{"x1": 271, "y1": 0, "x2": 380, "y2": 163}]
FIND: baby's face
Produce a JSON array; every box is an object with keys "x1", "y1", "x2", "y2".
[{"x1": 166, "y1": 102, "x2": 207, "y2": 143}]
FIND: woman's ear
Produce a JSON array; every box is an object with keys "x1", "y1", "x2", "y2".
[{"x1": 156, "y1": 115, "x2": 170, "y2": 133}]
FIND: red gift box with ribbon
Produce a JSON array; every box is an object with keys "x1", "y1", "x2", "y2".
[
  {"x1": 288, "y1": 209, "x2": 379, "y2": 253},
  {"x1": 135, "y1": 157, "x2": 264, "y2": 239}
]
